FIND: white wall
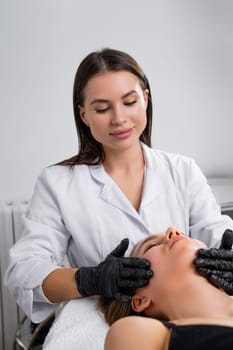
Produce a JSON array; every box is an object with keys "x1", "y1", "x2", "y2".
[{"x1": 1, "y1": 0, "x2": 233, "y2": 201}]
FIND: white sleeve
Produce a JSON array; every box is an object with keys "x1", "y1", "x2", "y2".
[
  {"x1": 4, "y1": 167, "x2": 71, "y2": 323},
  {"x1": 188, "y1": 159, "x2": 233, "y2": 247}
]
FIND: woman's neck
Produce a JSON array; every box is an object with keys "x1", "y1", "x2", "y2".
[
  {"x1": 103, "y1": 142, "x2": 144, "y2": 174},
  {"x1": 163, "y1": 274, "x2": 233, "y2": 321}
]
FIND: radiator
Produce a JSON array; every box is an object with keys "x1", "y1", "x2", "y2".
[{"x1": 0, "y1": 201, "x2": 28, "y2": 350}]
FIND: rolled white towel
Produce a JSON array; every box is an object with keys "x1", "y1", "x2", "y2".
[{"x1": 43, "y1": 297, "x2": 109, "y2": 350}]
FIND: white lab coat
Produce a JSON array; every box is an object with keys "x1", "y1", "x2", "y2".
[{"x1": 4, "y1": 143, "x2": 233, "y2": 323}]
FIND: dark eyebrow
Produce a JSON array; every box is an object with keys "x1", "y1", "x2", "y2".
[
  {"x1": 90, "y1": 98, "x2": 109, "y2": 106},
  {"x1": 90, "y1": 90, "x2": 138, "y2": 106},
  {"x1": 122, "y1": 90, "x2": 138, "y2": 98}
]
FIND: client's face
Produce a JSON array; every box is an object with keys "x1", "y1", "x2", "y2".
[{"x1": 131, "y1": 227, "x2": 207, "y2": 317}]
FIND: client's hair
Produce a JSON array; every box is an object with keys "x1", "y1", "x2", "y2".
[
  {"x1": 98, "y1": 296, "x2": 138, "y2": 326},
  {"x1": 98, "y1": 242, "x2": 143, "y2": 325}
]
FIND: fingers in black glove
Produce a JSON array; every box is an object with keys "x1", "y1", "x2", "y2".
[
  {"x1": 197, "y1": 267, "x2": 233, "y2": 295},
  {"x1": 208, "y1": 275, "x2": 233, "y2": 295},
  {"x1": 110, "y1": 238, "x2": 130, "y2": 257},
  {"x1": 118, "y1": 278, "x2": 150, "y2": 289},
  {"x1": 109, "y1": 239, "x2": 152, "y2": 283},
  {"x1": 220, "y1": 229, "x2": 233, "y2": 249},
  {"x1": 119, "y1": 265, "x2": 152, "y2": 279},
  {"x1": 121, "y1": 256, "x2": 151, "y2": 268},
  {"x1": 194, "y1": 250, "x2": 233, "y2": 271},
  {"x1": 114, "y1": 292, "x2": 131, "y2": 303},
  {"x1": 75, "y1": 238, "x2": 153, "y2": 302},
  {"x1": 196, "y1": 248, "x2": 233, "y2": 260},
  {"x1": 198, "y1": 268, "x2": 233, "y2": 281},
  {"x1": 194, "y1": 229, "x2": 233, "y2": 295}
]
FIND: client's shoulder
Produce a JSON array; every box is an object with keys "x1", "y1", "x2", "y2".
[{"x1": 104, "y1": 316, "x2": 169, "y2": 350}]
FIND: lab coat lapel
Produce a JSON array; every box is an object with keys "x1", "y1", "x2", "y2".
[
  {"x1": 89, "y1": 145, "x2": 162, "y2": 219},
  {"x1": 139, "y1": 164, "x2": 162, "y2": 209},
  {"x1": 139, "y1": 143, "x2": 162, "y2": 209},
  {"x1": 89, "y1": 165, "x2": 143, "y2": 220}
]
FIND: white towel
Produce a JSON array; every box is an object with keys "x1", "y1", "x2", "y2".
[{"x1": 43, "y1": 297, "x2": 109, "y2": 350}]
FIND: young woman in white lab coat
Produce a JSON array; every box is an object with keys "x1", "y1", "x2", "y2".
[{"x1": 5, "y1": 48, "x2": 233, "y2": 325}]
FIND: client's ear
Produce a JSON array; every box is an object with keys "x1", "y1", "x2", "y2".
[{"x1": 131, "y1": 295, "x2": 151, "y2": 313}]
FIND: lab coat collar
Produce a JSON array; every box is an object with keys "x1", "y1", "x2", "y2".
[
  {"x1": 89, "y1": 143, "x2": 162, "y2": 219},
  {"x1": 89, "y1": 164, "x2": 139, "y2": 219}
]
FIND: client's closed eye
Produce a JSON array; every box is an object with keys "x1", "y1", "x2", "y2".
[{"x1": 144, "y1": 241, "x2": 163, "y2": 254}]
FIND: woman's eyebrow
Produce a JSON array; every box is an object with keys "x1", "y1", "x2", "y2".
[
  {"x1": 122, "y1": 90, "x2": 137, "y2": 98},
  {"x1": 90, "y1": 98, "x2": 109, "y2": 105},
  {"x1": 90, "y1": 90, "x2": 138, "y2": 106}
]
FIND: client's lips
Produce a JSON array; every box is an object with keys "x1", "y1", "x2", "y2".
[{"x1": 169, "y1": 237, "x2": 184, "y2": 250}]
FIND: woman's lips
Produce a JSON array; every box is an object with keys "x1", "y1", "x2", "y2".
[
  {"x1": 169, "y1": 237, "x2": 184, "y2": 250},
  {"x1": 109, "y1": 127, "x2": 133, "y2": 139}
]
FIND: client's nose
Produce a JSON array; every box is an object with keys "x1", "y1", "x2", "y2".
[{"x1": 165, "y1": 227, "x2": 181, "y2": 240}]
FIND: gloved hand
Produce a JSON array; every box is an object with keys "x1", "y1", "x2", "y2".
[
  {"x1": 194, "y1": 229, "x2": 233, "y2": 295},
  {"x1": 75, "y1": 238, "x2": 152, "y2": 302}
]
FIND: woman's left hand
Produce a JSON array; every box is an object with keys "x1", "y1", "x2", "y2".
[{"x1": 194, "y1": 229, "x2": 233, "y2": 295}]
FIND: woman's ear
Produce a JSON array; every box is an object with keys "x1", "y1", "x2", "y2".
[
  {"x1": 131, "y1": 295, "x2": 151, "y2": 313},
  {"x1": 143, "y1": 89, "x2": 149, "y2": 109},
  {"x1": 79, "y1": 106, "x2": 89, "y2": 127}
]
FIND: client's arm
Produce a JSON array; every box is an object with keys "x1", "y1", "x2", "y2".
[{"x1": 104, "y1": 316, "x2": 168, "y2": 350}]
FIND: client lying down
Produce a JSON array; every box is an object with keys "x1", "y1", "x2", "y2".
[{"x1": 99, "y1": 227, "x2": 233, "y2": 350}]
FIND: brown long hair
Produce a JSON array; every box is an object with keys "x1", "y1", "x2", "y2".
[
  {"x1": 98, "y1": 242, "x2": 144, "y2": 326},
  {"x1": 59, "y1": 48, "x2": 153, "y2": 166},
  {"x1": 98, "y1": 296, "x2": 138, "y2": 326}
]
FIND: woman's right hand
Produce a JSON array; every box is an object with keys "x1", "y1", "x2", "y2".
[{"x1": 75, "y1": 238, "x2": 153, "y2": 302}]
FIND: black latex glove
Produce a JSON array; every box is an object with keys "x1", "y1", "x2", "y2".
[
  {"x1": 194, "y1": 229, "x2": 233, "y2": 295},
  {"x1": 75, "y1": 238, "x2": 152, "y2": 302}
]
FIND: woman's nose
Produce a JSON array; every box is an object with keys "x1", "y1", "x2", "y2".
[
  {"x1": 165, "y1": 227, "x2": 181, "y2": 241},
  {"x1": 111, "y1": 106, "x2": 126, "y2": 125}
]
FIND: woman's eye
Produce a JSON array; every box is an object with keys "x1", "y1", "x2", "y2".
[
  {"x1": 125, "y1": 100, "x2": 136, "y2": 106},
  {"x1": 144, "y1": 241, "x2": 163, "y2": 253},
  {"x1": 96, "y1": 107, "x2": 109, "y2": 114}
]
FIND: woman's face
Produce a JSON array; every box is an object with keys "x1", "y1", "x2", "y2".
[
  {"x1": 131, "y1": 227, "x2": 207, "y2": 316},
  {"x1": 79, "y1": 70, "x2": 148, "y2": 154}
]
